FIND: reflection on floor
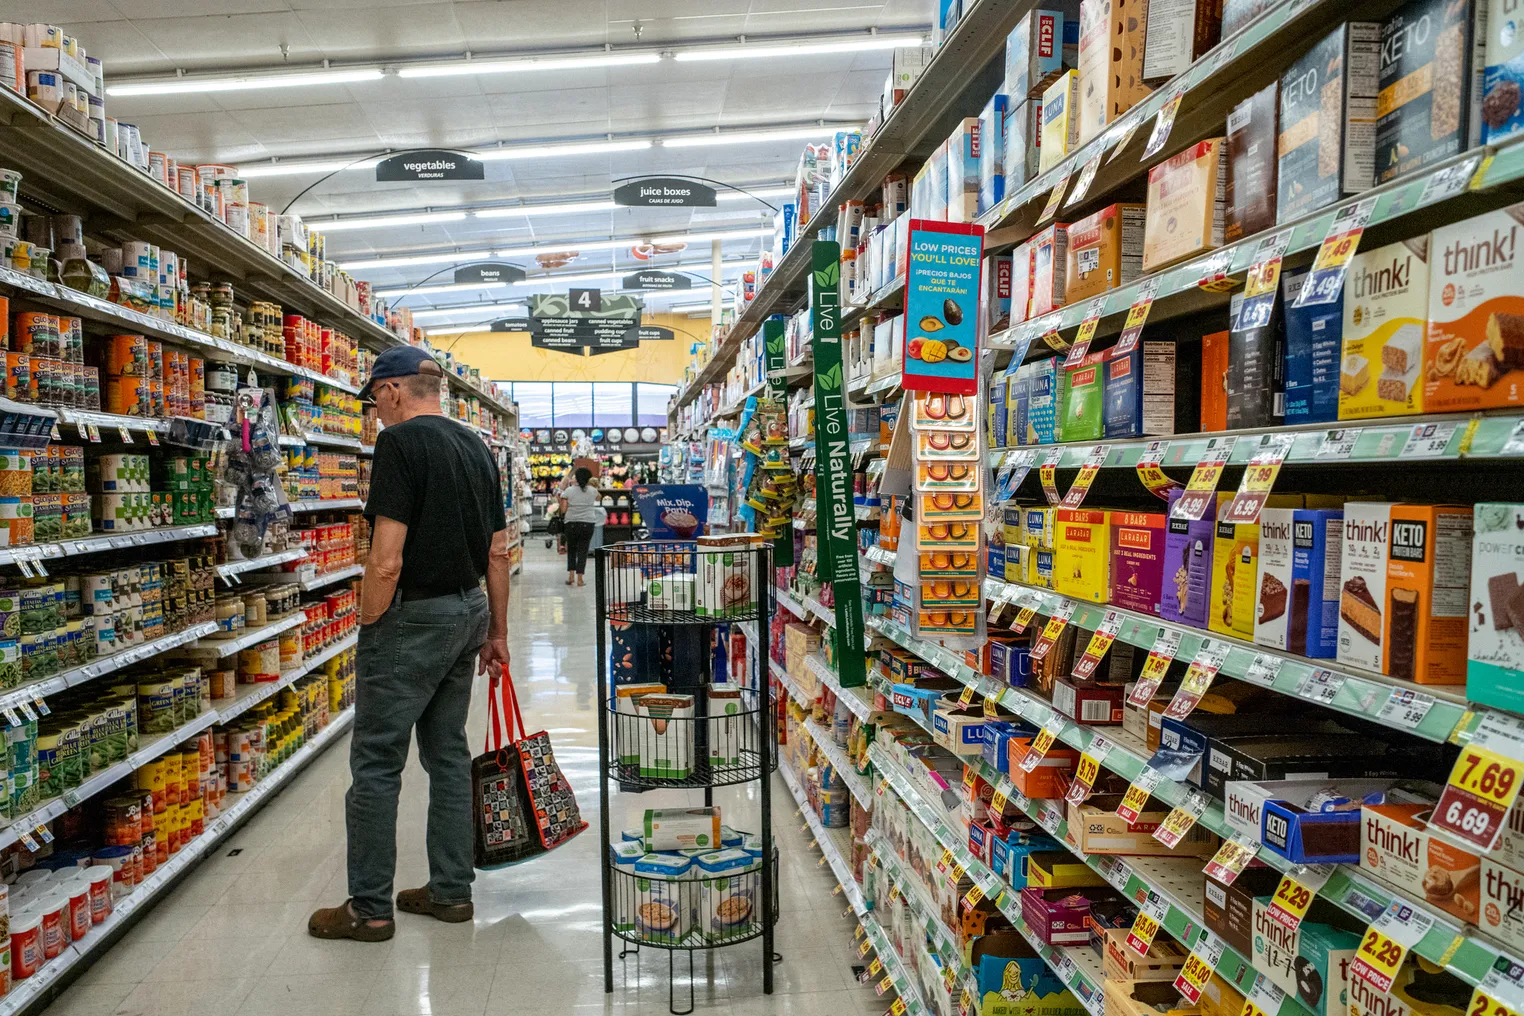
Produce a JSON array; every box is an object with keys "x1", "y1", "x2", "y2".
[{"x1": 40, "y1": 545, "x2": 885, "y2": 1016}]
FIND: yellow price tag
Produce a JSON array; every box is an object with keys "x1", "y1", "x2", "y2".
[
  {"x1": 890, "y1": 998, "x2": 908, "y2": 1016},
  {"x1": 1433, "y1": 740, "x2": 1524, "y2": 850},
  {"x1": 1014, "y1": 606, "x2": 1038, "y2": 633},
  {"x1": 963, "y1": 885, "x2": 985, "y2": 910},
  {"x1": 938, "y1": 848, "x2": 954, "y2": 873},
  {"x1": 1239, "y1": 1001, "x2": 1272, "y2": 1016},
  {"x1": 962, "y1": 766, "x2": 977, "y2": 790},
  {"x1": 990, "y1": 788, "x2": 1010, "y2": 814},
  {"x1": 1350, "y1": 925, "x2": 1407, "y2": 993},
  {"x1": 856, "y1": 925, "x2": 867, "y2": 940},
  {"x1": 983, "y1": 694, "x2": 1000, "y2": 718},
  {"x1": 879, "y1": 975, "x2": 895, "y2": 995},
  {"x1": 1267, "y1": 873, "x2": 1316, "y2": 931},
  {"x1": 1076, "y1": 753, "x2": 1100, "y2": 788},
  {"x1": 860, "y1": 938, "x2": 874, "y2": 957},
  {"x1": 1448, "y1": 743, "x2": 1523, "y2": 807},
  {"x1": 869, "y1": 958, "x2": 884, "y2": 976},
  {"x1": 958, "y1": 683, "x2": 976, "y2": 708},
  {"x1": 1037, "y1": 170, "x2": 1071, "y2": 225},
  {"x1": 960, "y1": 987, "x2": 974, "y2": 1015},
  {"x1": 1468, "y1": 988, "x2": 1524, "y2": 1016},
  {"x1": 949, "y1": 862, "x2": 966, "y2": 885},
  {"x1": 1117, "y1": 781, "x2": 1152, "y2": 824},
  {"x1": 1174, "y1": 953, "x2": 1215, "y2": 1003},
  {"x1": 1126, "y1": 911, "x2": 1161, "y2": 957}
]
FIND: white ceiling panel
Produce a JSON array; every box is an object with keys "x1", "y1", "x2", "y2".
[
  {"x1": 124, "y1": 12, "x2": 323, "y2": 71},
  {"x1": 293, "y1": 4, "x2": 466, "y2": 61},
  {"x1": 450, "y1": 0, "x2": 613, "y2": 50},
  {"x1": 110, "y1": 0, "x2": 291, "y2": 17}
]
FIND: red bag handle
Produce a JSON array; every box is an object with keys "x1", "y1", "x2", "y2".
[{"x1": 485, "y1": 663, "x2": 526, "y2": 754}]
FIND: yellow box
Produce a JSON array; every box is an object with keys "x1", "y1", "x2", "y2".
[
  {"x1": 1339, "y1": 239, "x2": 1428, "y2": 419},
  {"x1": 1209, "y1": 493, "x2": 1302, "y2": 640},
  {"x1": 1027, "y1": 546, "x2": 1054, "y2": 589},
  {"x1": 1052, "y1": 509, "x2": 1110, "y2": 604},
  {"x1": 1040, "y1": 71, "x2": 1081, "y2": 174},
  {"x1": 1026, "y1": 849, "x2": 1108, "y2": 888},
  {"x1": 1024, "y1": 507, "x2": 1056, "y2": 548}
]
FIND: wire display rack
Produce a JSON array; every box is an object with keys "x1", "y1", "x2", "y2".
[{"x1": 595, "y1": 540, "x2": 779, "y2": 1014}]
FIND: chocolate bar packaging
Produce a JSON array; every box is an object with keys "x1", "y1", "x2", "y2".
[
  {"x1": 1144, "y1": 0, "x2": 1223, "y2": 83},
  {"x1": 1227, "y1": 290, "x2": 1286, "y2": 429},
  {"x1": 1276, "y1": 23, "x2": 1381, "y2": 223},
  {"x1": 1065, "y1": 203, "x2": 1146, "y2": 303},
  {"x1": 1143, "y1": 139, "x2": 1227, "y2": 272},
  {"x1": 1111, "y1": 511, "x2": 1168, "y2": 614},
  {"x1": 1005, "y1": 6, "x2": 1081, "y2": 99},
  {"x1": 1425, "y1": 205, "x2": 1524, "y2": 411},
  {"x1": 1077, "y1": 0, "x2": 1153, "y2": 145},
  {"x1": 1162, "y1": 486, "x2": 1216, "y2": 628},
  {"x1": 1467, "y1": 503, "x2": 1524, "y2": 713},
  {"x1": 1281, "y1": 266, "x2": 1342, "y2": 424},
  {"x1": 1337, "y1": 502, "x2": 1473, "y2": 683},
  {"x1": 1225, "y1": 82, "x2": 1279, "y2": 242},
  {"x1": 1482, "y1": 0, "x2": 1524, "y2": 144},
  {"x1": 1254, "y1": 508, "x2": 1343, "y2": 658},
  {"x1": 1057, "y1": 350, "x2": 1104, "y2": 442},
  {"x1": 1340, "y1": 238, "x2": 1429, "y2": 419},
  {"x1": 1375, "y1": 0, "x2": 1485, "y2": 185}
]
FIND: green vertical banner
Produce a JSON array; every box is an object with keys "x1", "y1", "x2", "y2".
[
  {"x1": 762, "y1": 315, "x2": 793, "y2": 567},
  {"x1": 809, "y1": 241, "x2": 866, "y2": 688}
]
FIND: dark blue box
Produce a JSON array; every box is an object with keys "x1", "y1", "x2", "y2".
[{"x1": 1280, "y1": 266, "x2": 1342, "y2": 424}]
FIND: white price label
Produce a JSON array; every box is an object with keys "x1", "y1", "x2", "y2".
[
  {"x1": 1317, "y1": 429, "x2": 1358, "y2": 459},
  {"x1": 1100, "y1": 856, "x2": 1133, "y2": 891},
  {"x1": 1418, "y1": 154, "x2": 1483, "y2": 207},
  {"x1": 1242, "y1": 653, "x2": 1284, "y2": 688},
  {"x1": 1400, "y1": 422, "x2": 1458, "y2": 459},
  {"x1": 1378, "y1": 689, "x2": 1436, "y2": 729},
  {"x1": 1297, "y1": 668, "x2": 1345, "y2": 705}
]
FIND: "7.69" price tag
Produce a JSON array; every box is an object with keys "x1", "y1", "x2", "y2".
[{"x1": 1432, "y1": 712, "x2": 1524, "y2": 851}]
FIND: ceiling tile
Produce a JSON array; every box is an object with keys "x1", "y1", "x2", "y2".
[
  {"x1": 291, "y1": 2, "x2": 464, "y2": 62},
  {"x1": 450, "y1": 0, "x2": 612, "y2": 51},
  {"x1": 109, "y1": 0, "x2": 291, "y2": 17},
  {"x1": 124, "y1": 12, "x2": 322, "y2": 72}
]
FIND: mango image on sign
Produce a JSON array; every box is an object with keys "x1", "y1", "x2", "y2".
[{"x1": 920, "y1": 338, "x2": 949, "y2": 363}]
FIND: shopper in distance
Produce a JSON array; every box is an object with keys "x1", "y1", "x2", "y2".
[
  {"x1": 309, "y1": 344, "x2": 514, "y2": 942},
  {"x1": 559, "y1": 465, "x2": 604, "y2": 586}
]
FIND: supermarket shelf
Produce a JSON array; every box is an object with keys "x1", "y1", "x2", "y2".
[
  {"x1": 979, "y1": 578, "x2": 1469, "y2": 743},
  {"x1": 298, "y1": 564, "x2": 364, "y2": 592},
  {"x1": 0, "y1": 266, "x2": 360, "y2": 395},
  {"x1": 217, "y1": 548, "x2": 305, "y2": 582},
  {"x1": 870, "y1": 744, "x2": 1107, "y2": 1016},
  {"x1": 849, "y1": 437, "x2": 879, "y2": 458},
  {"x1": 0, "y1": 620, "x2": 218, "y2": 718},
  {"x1": 843, "y1": 275, "x2": 905, "y2": 330},
  {"x1": 867, "y1": 613, "x2": 1524, "y2": 992},
  {"x1": 802, "y1": 594, "x2": 835, "y2": 628},
  {"x1": 359, "y1": 444, "x2": 375, "y2": 456},
  {"x1": 769, "y1": 657, "x2": 811, "y2": 709},
  {"x1": 288, "y1": 498, "x2": 363, "y2": 513},
  {"x1": 775, "y1": 585, "x2": 807, "y2": 622},
  {"x1": 804, "y1": 653, "x2": 876, "y2": 722},
  {"x1": 214, "y1": 633, "x2": 356, "y2": 724},
  {"x1": 195, "y1": 611, "x2": 308, "y2": 657},
  {"x1": 671, "y1": 0, "x2": 1018, "y2": 411},
  {"x1": 56, "y1": 409, "x2": 166, "y2": 438},
  {"x1": 989, "y1": 411, "x2": 1524, "y2": 472},
  {"x1": 0, "y1": 707, "x2": 220, "y2": 851},
  {"x1": 2, "y1": 707, "x2": 354, "y2": 1015},
  {"x1": 863, "y1": 829, "x2": 971, "y2": 995},
  {"x1": 800, "y1": 716, "x2": 870, "y2": 804},
  {"x1": 280, "y1": 432, "x2": 364, "y2": 451},
  {"x1": 0, "y1": 522, "x2": 219, "y2": 568},
  {"x1": 778, "y1": 758, "x2": 929, "y2": 1016},
  {"x1": 854, "y1": 505, "x2": 880, "y2": 522},
  {"x1": 864, "y1": 374, "x2": 902, "y2": 398}
]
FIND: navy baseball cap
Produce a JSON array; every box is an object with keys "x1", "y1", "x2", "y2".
[{"x1": 358, "y1": 345, "x2": 444, "y2": 401}]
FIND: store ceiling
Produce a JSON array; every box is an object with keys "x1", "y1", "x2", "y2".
[{"x1": 70, "y1": 1, "x2": 929, "y2": 313}]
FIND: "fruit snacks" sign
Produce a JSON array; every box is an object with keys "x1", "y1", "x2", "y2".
[{"x1": 902, "y1": 220, "x2": 985, "y2": 395}]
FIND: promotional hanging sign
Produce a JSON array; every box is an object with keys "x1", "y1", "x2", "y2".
[
  {"x1": 490, "y1": 317, "x2": 532, "y2": 332},
  {"x1": 375, "y1": 150, "x2": 484, "y2": 182},
  {"x1": 638, "y1": 326, "x2": 675, "y2": 342},
  {"x1": 454, "y1": 263, "x2": 525, "y2": 285},
  {"x1": 811, "y1": 241, "x2": 867, "y2": 688},
  {"x1": 763, "y1": 316, "x2": 794, "y2": 567},
  {"x1": 902, "y1": 220, "x2": 984, "y2": 395},
  {"x1": 622, "y1": 270, "x2": 694, "y2": 291},
  {"x1": 613, "y1": 177, "x2": 718, "y2": 207},
  {"x1": 633, "y1": 485, "x2": 710, "y2": 539}
]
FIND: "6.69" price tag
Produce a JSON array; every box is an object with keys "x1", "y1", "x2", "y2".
[{"x1": 1432, "y1": 714, "x2": 1524, "y2": 851}]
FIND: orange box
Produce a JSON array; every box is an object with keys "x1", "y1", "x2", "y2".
[
  {"x1": 1143, "y1": 139, "x2": 1226, "y2": 272},
  {"x1": 1201, "y1": 329, "x2": 1229, "y2": 431},
  {"x1": 1065, "y1": 203, "x2": 1146, "y2": 304},
  {"x1": 1424, "y1": 205, "x2": 1524, "y2": 410},
  {"x1": 1005, "y1": 734, "x2": 1079, "y2": 799},
  {"x1": 1077, "y1": 0, "x2": 1152, "y2": 145},
  {"x1": 1385, "y1": 504, "x2": 1473, "y2": 685}
]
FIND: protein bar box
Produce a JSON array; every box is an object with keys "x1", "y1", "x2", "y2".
[
  {"x1": 1102, "y1": 341, "x2": 1200, "y2": 438},
  {"x1": 1481, "y1": 0, "x2": 1524, "y2": 144},
  {"x1": 1374, "y1": 0, "x2": 1485, "y2": 185},
  {"x1": 1255, "y1": 508, "x2": 1343, "y2": 658},
  {"x1": 1110, "y1": 510, "x2": 1167, "y2": 614},
  {"x1": 1065, "y1": 203, "x2": 1146, "y2": 303},
  {"x1": 1276, "y1": 22, "x2": 1381, "y2": 223},
  {"x1": 1424, "y1": 204, "x2": 1524, "y2": 410},
  {"x1": 1227, "y1": 290, "x2": 1286, "y2": 429},
  {"x1": 1144, "y1": 0, "x2": 1224, "y2": 84},
  {"x1": 1225, "y1": 82, "x2": 1279, "y2": 243},
  {"x1": 1077, "y1": 0, "x2": 1152, "y2": 145},
  {"x1": 1162, "y1": 486, "x2": 1215, "y2": 629},
  {"x1": 1005, "y1": 6, "x2": 1081, "y2": 99},
  {"x1": 1281, "y1": 266, "x2": 1342, "y2": 425},
  {"x1": 1468, "y1": 503, "x2": 1524, "y2": 713},
  {"x1": 1339, "y1": 238, "x2": 1429, "y2": 419}
]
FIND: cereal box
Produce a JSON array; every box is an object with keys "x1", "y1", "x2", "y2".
[
  {"x1": 1110, "y1": 511, "x2": 1167, "y2": 614},
  {"x1": 1467, "y1": 503, "x2": 1524, "y2": 712},
  {"x1": 1040, "y1": 71, "x2": 1081, "y2": 173},
  {"x1": 1276, "y1": 23, "x2": 1381, "y2": 223},
  {"x1": 1053, "y1": 509, "x2": 1111, "y2": 603},
  {"x1": 1481, "y1": 0, "x2": 1524, "y2": 144},
  {"x1": 1226, "y1": 82, "x2": 1279, "y2": 243},
  {"x1": 1031, "y1": 224, "x2": 1070, "y2": 317},
  {"x1": 1425, "y1": 205, "x2": 1524, "y2": 410},
  {"x1": 1057, "y1": 350, "x2": 1104, "y2": 442},
  {"x1": 1077, "y1": 0, "x2": 1152, "y2": 145},
  {"x1": 1339, "y1": 239, "x2": 1428, "y2": 419},
  {"x1": 1064, "y1": 203, "x2": 1146, "y2": 303},
  {"x1": 1142, "y1": 139, "x2": 1227, "y2": 272},
  {"x1": 1375, "y1": 0, "x2": 1485, "y2": 184}
]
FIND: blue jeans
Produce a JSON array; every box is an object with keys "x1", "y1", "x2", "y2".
[{"x1": 346, "y1": 587, "x2": 489, "y2": 919}]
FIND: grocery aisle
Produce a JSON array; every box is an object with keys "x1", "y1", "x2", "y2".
[{"x1": 41, "y1": 546, "x2": 880, "y2": 1016}]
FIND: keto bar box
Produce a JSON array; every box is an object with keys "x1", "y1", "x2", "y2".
[
  {"x1": 1340, "y1": 238, "x2": 1429, "y2": 419},
  {"x1": 1281, "y1": 266, "x2": 1342, "y2": 425},
  {"x1": 1468, "y1": 503, "x2": 1524, "y2": 713},
  {"x1": 1102, "y1": 342, "x2": 1201, "y2": 438},
  {"x1": 1337, "y1": 503, "x2": 1473, "y2": 683},
  {"x1": 1162, "y1": 486, "x2": 1216, "y2": 628},
  {"x1": 1255, "y1": 508, "x2": 1343, "y2": 658},
  {"x1": 1065, "y1": 203, "x2": 1146, "y2": 304},
  {"x1": 1225, "y1": 82, "x2": 1279, "y2": 243},
  {"x1": 1276, "y1": 22, "x2": 1381, "y2": 223},
  {"x1": 1375, "y1": 0, "x2": 1485, "y2": 185},
  {"x1": 1143, "y1": 0, "x2": 1223, "y2": 84},
  {"x1": 1424, "y1": 205, "x2": 1524, "y2": 411},
  {"x1": 1111, "y1": 511, "x2": 1167, "y2": 614}
]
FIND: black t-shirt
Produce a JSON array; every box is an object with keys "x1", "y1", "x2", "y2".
[{"x1": 365, "y1": 415, "x2": 506, "y2": 597}]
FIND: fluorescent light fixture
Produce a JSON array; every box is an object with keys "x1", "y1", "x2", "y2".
[
  {"x1": 716, "y1": 186, "x2": 795, "y2": 202},
  {"x1": 671, "y1": 300, "x2": 738, "y2": 312},
  {"x1": 375, "y1": 281, "x2": 510, "y2": 299},
  {"x1": 340, "y1": 228, "x2": 772, "y2": 272},
  {"x1": 412, "y1": 304, "x2": 527, "y2": 321},
  {"x1": 660, "y1": 126, "x2": 848, "y2": 148},
  {"x1": 476, "y1": 199, "x2": 618, "y2": 219},
  {"x1": 512, "y1": 270, "x2": 623, "y2": 286},
  {"x1": 237, "y1": 139, "x2": 652, "y2": 179},
  {"x1": 650, "y1": 228, "x2": 773, "y2": 244},
  {"x1": 107, "y1": 67, "x2": 384, "y2": 97},
  {"x1": 315, "y1": 210, "x2": 468, "y2": 233},
  {"x1": 399, "y1": 52, "x2": 661, "y2": 79},
  {"x1": 673, "y1": 34, "x2": 924, "y2": 62}
]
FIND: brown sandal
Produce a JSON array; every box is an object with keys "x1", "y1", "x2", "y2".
[
  {"x1": 307, "y1": 900, "x2": 394, "y2": 941},
  {"x1": 396, "y1": 887, "x2": 474, "y2": 923}
]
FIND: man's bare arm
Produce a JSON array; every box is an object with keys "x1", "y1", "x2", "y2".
[
  {"x1": 360, "y1": 516, "x2": 408, "y2": 625},
  {"x1": 479, "y1": 528, "x2": 512, "y2": 674}
]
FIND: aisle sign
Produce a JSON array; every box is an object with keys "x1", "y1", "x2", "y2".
[
  {"x1": 1135, "y1": 441, "x2": 1179, "y2": 499},
  {"x1": 1222, "y1": 433, "x2": 1295, "y2": 524},
  {"x1": 1127, "y1": 629, "x2": 1184, "y2": 707},
  {"x1": 613, "y1": 177, "x2": 717, "y2": 207},
  {"x1": 810, "y1": 241, "x2": 867, "y2": 688},
  {"x1": 1432, "y1": 711, "x2": 1524, "y2": 851},
  {"x1": 901, "y1": 221, "x2": 984, "y2": 395},
  {"x1": 1293, "y1": 198, "x2": 1378, "y2": 307},
  {"x1": 1061, "y1": 445, "x2": 1110, "y2": 509},
  {"x1": 1172, "y1": 437, "x2": 1238, "y2": 520},
  {"x1": 1113, "y1": 278, "x2": 1161, "y2": 356},
  {"x1": 375, "y1": 149, "x2": 483, "y2": 182},
  {"x1": 1039, "y1": 448, "x2": 1064, "y2": 505},
  {"x1": 1349, "y1": 901, "x2": 1434, "y2": 994},
  {"x1": 1117, "y1": 766, "x2": 1163, "y2": 823}
]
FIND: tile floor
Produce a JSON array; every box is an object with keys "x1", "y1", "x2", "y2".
[{"x1": 40, "y1": 545, "x2": 884, "y2": 1016}]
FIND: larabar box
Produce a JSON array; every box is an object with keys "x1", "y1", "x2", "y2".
[
  {"x1": 1360, "y1": 799, "x2": 1480, "y2": 927},
  {"x1": 1053, "y1": 509, "x2": 1111, "y2": 603},
  {"x1": 1058, "y1": 350, "x2": 1105, "y2": 442},
  {"x1": 1338, "y1": 502, "x2": 1473, "y2": 682},
  {"x1": 1065, "y1": 203, "x2": 1146, "y2": 304},
  {"x1": 1339, "y1": 239, "x2": 1429, "y2": 419},
  {"x1": 1077, "y1": 0, "x2": 1152, "y2": 145},
  {"x1": 1111, "y1": 511, "x2": 1167, "y2": 615},
  {"x1": 1425, "y1": 204, "x2": 1524, "y2": 411},
  {"x1": 1142, "y1": 139, "x2": 1227, "y2": 273}
]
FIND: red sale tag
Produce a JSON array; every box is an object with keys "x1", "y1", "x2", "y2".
[
  {"x1": 1039, "y1": 448, "x2": 1064, "y2": 506},
  {"x1": 1171, "y1": 437, "x2": 1238, "y2": 521},
  {"x1": 1112, "y1": 277, "x2": 1160, "y2": 357},
  {"x1": 1222, "y1": 433, "x2": 1295, "y2": 525},
  {"x1": 1117, "y1": 767, "x2": 1162, "y2": 824},
  {"x1": 1203, "y1": 834, "x2": 1260, "y2": 886}
]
